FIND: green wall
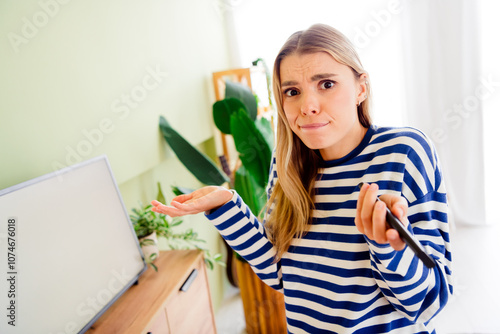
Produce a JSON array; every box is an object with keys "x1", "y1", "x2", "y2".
[{"x1": 0, "y1": 0, "x2": 233, "y2": 312}]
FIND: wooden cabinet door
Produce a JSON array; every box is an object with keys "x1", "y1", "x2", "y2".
[
  {"x1": 147, "y1": 308, "x2": 170, "y2": 334},
  {"x1": 165, "y1": 259, "x2": 215, "y2": 333}
]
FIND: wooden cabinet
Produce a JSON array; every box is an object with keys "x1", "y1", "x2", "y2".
[{"x1": 86, "y1": 250, "x2": 216, "y2": 334}]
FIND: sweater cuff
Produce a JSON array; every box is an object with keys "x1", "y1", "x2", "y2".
[
  {"x1": 205, "y1": 189, "x2": 239, "y2": 219},
  {"x1": 365, "y1": 224, "x2": 418, "y2": 274}
]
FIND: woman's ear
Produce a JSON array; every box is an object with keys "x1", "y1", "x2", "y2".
[{"x1": 356, "y1": 73, "x2": 368, "y2": 105}]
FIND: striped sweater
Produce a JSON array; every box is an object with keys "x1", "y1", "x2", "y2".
[{"x1": 206, "y1": 126, "x2": 452, "y2": 333}]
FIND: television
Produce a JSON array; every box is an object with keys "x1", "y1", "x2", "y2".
[{"x1": 0, "y1": 155, "x2": 147, "y2": 334}]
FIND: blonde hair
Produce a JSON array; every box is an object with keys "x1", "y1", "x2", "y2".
[{"x1": 266, "y1": 24, "x2": 372, "y2": 260}]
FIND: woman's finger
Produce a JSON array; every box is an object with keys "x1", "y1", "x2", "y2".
[
  {"x1": 151, "y1": 203, "x2": 182, "y2": 216},
  {"x1": 170, "y1": 200, "x2": 204, "y2": 215},
  {"x1": 372, "y1": 200, "x2": 388, "y2": 244},
  {"x1": 392, "y1": 198, "x2": 408, "y2": 222},
  {"x1": 171, "y1": 193, "x2": 194, "y2": 204},
  {"x1": 387, "y1": 229, "x2": 406, "y2": 251},
  {"x1": 378, "y1": 194, "x2": 409, "y2": 250},
  {"x1": 355, "y1": 183, "x2": 370, "y2": 234},
  {"x1": 379, "y1": 194, "x2": 409, "y2": 226},
  {"x1": 360, "y1": 183, "x2": 379, "y2": 239}
]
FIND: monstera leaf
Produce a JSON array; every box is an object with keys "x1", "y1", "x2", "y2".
[
  {"x1": 234, "y1": 165, "x2": 266, "y2": 217},
  {"x1": 224, "y1": 81, "x2": 258, "y2": 121},
  {"x1": 230, "y1": 108, "x2": 273, "y2": 188},
  {"x1": 213, "y1": 81, "x2": 259, "y2": 134},
  {"x1": 212, "y1": 98, "x2": 246, "y2": 135}
]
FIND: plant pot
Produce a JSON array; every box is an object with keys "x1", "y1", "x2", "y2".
[
  {"x1": 139, "y1": 231, "x2": 159, "y2": 262},
  {"x1": 235, "y1": 258, "x2": 287, "y2": 334}
]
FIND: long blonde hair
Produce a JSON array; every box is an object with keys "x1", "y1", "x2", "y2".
[{"x1": 266, "y1": 24, "x2": 372, "y2": 260}]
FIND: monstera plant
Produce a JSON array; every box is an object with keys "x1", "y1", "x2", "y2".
[{"x1": 212, "y1": 80, "x2": 274, "y2": 216}]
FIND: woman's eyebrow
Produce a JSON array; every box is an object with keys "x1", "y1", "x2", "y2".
[
  {"x1": 281, "y1": 80, "x2": 298, "y2": 87},
  {"x1": 281, "y1": 73, "x2": 338, "y2": 87},
  {"x1": 311, "y1": 73, "x2": 338, "y2": 81}
]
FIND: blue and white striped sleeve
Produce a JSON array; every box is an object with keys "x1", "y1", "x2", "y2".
[
  {"x1": 366, "y1": 129, "x2": 452, "y2": 323},
  {"x1": 205, "y1": 153, "x2": 283, "y2": 291}
]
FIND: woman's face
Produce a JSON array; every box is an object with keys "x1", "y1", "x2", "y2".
[{"x1": 280, "y1": 52, "x2": 367, "y2": 161}]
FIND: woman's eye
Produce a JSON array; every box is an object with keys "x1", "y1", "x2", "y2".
[
  {"x1": 320, "y1": 80, "x2": 335, "y2": 89},
  {"x1": 284, "y1": 89, "x2": 299, "y2": 97}
]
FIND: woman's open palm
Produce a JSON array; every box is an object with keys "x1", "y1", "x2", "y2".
[{"x1": 151, "y1": 186, "x2": 233, "y2": 217}]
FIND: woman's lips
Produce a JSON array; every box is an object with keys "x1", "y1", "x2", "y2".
[{"x1": 299, "y1": 122, "x2": 330, "y2": 129}]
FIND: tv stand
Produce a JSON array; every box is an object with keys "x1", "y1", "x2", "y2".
[{"x1": 86, "y1": 249, "x2": 216, "y2": 333}]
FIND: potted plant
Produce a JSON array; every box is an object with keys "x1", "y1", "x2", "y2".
[{"x1": 130, "y1": 182, "x2": 224, "y2": 271}]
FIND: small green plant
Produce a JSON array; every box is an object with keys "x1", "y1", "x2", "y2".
[{"x1": 129, "y1": 182, "x2": 224, "y2": 271}]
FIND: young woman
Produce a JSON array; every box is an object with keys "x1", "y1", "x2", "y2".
[{"x1": 152, "y1": 24, "x2": 452, "y2": 333}]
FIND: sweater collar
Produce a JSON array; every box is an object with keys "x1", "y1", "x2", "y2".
[{"x1": 318, "y1": 125, "x2": 376, "y2": 167}]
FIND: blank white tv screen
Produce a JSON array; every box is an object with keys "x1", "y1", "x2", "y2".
[{"x1": 0, "y1": 155, "x2": 147, "y2": 333}]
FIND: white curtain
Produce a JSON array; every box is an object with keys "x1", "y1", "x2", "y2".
[{"x1": 400, "y1": 0, "x2": 486, "y2": 226}]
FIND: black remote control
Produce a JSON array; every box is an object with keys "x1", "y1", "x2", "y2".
[{"x1": 358, "y1": 183, "x2": 436, "y2": 268}]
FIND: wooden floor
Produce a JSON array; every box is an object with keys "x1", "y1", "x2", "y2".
[{"x1": 216, "y1": 224, "x2": 500, "y2": 334}]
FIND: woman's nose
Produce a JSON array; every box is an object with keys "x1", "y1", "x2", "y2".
[{"x1": 300, "y1": 92, "x2": 320, "y2": 115}]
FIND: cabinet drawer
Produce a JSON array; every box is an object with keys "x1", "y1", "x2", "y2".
[{"x1": 165, "y1": 261, "x2": 215, "y2": 333}]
